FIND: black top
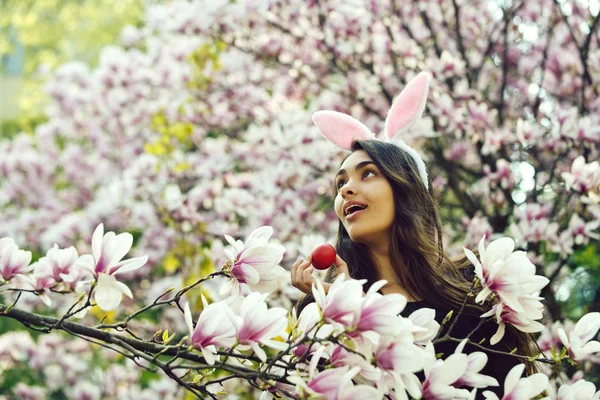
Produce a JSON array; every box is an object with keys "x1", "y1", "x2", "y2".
[{"x1": 400, "y1": 299, "x2": 520, "y2": 399}]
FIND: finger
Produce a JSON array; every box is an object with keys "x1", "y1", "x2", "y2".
[
  {"x1": 291, "y1": 258, "x2": 302, "y2": 283},
  {"x1": 299, "y1": 256, "x2": 313, "y2": 271},
  {"x1": 302, "y1": 267, "x2": 315, "y2": 287},
  {"x1": 333, "y1": 254, "x2": 350, "y2": 277}
]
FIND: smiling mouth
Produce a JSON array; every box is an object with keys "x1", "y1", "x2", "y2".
[{"x1": 345, "y1": 204, "x2": 367, "y2": 218}]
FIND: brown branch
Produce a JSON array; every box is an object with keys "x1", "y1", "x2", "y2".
[
  {"x1": 451, "y1": 0, "x2": 472, "y2": 87},
  {"x1": 420, "y1": 9, "x2": 442, "y2": 58},
  {"x1": 95, "y1": 271, "x2": 226, "y2": 330},
  {"x1": 0, "y1": 304, "x2": 283, "y2": 382},
  {"x1": 579, "y1": 9, "x2": 600, "y2": 112}
]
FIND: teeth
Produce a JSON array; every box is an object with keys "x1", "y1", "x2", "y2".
[{"x1": 347, "y1": 205, "x2": 366, "y2": 215}]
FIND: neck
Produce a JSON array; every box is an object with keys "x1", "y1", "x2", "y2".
[{"x1": 367, "y1": 241, "x2": 422, "y2": 302}]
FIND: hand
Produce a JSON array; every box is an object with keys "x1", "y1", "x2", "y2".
[{"x1": 291, "y1": 254, "x2": 351, "y2": 296}]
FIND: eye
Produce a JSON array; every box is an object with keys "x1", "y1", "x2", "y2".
[
  {"x1": 362, "y1": 169, "x2": 376, "y2": 179},
  {"x1": 336, "y1": 179, "x2": 346, "y2": 190}
]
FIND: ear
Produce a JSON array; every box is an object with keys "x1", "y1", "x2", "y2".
[
  {"x1": 385, "y1": 71, "x2": 431, "y2": 140},
  {"x1": 312, "y1": 110, "x2": 375, "y2": 150}
]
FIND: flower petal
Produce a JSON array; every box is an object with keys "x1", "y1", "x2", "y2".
[
  {"x1": 95, "y1": 273, "x2": 123, "y2": 311},
  {"x1": 109, "y1": 232, "x2": 134, "y2": 266},
  {"x1": 91, "y1": 224, "x2": 104, "y2": 262},
  {"x1": 112, "y1": 255, "x2": 148, "y2": 275}
]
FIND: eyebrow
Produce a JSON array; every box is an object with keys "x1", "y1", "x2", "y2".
[{"x1": 335, "y1": 161, "x2": 377, "y2": 179}]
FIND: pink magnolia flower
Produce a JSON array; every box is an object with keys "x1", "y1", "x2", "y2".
[
  {"x1": 481, "y1": 296, "x2": 546, "y2": 345},
  {"x1": 220, "y1": 226, "x2": 287, "y2": 296},
  {"x1": 567, "y1": 213, "x2": 599, "y2": 246},
  {"x1": 453, "y1": 340, "x2": 499, "y2": 390},
  {"x1": 562, "y1": 156, "x2": 600, "y2": 193},
  {"x1": 45, "y1": 244, "x2": 81, "y2": 283},
  {"x1": 183, "y1": 296, "x2": 236, "y2": 365},
  {"x1": 313, "y1": 274, "x2": 366, "y2": 327},
  {"x1": 78, "y1": 224, "x2": 148, "y2": 311},
  {"x1": 226, "y1": 292, "x2": 289, "y2": 362},
  {"x1": 408, "y1": 308, "x2": 440, "y2": 346},
  {"x1": 557, "y1": 312, "x2": 600, "y2": 362},
  {"x1": 330, "y1": 338, "x2": 380, "y2": 382},
  {"x1": 375, "y1": 320, "x2": 427, "y2": 400},
  {"x1": 291, "y1": 302, "x2": 333, "y2": 358},
  {"x1": 354, "y1": 280, "x2": 407, "y2": 335},
  {"x1": 422, "y1": 342, "x2": 472, "y2": 400},
  {"x1": 289, "y1": 358, "x2": 382, "y2": 400},
  {"x1": 0, "y1": 238, "x2": 33, "y2": 282},
  {"x1": 24, "y1": 258, "x2": 57, "y2": 306},
  {"x1": 482, "y1": 364, "x2": 548, "y2": 400},
  {"x1": 464, "y1": 236, "x2": 549, "y2": 314},
  {"x1": 557, "y1": 379, "x2": 600, "y2": 400}
]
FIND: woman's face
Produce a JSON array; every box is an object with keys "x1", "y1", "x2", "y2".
[{"x1": 334, "y1": 150, "x2": 395, "y2": 245}]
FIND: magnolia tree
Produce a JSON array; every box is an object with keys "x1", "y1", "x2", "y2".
[{"x1": 1, "y1": 0, "x2": 600, "y2": 398}]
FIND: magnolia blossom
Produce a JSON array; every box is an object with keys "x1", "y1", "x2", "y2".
[
  {"x1": 421, "y1": 340, "x2": 497, "y2": 399},
  {"x1": 220, "y1": 226, "x2": 287, "y2": 296},
  {"x1": 482, "y1": 364, "x2": 548, "y2": 400},
  {"x1": 183, "y1": 297, "x2": 236, "y2": 365},
  {"x1": 481, "y1": 297, "x2": 546, "y2": 345},
  {"x1": 464, "y1": 236, "x2": 549, "y2": 343},
  {"x1": 375, "y1": 319, "x2": 427, "y2": 400},
  {"x1": 226, "y1": 292, "x2": 289, "y2": 362},
  {"x1": 289, "y1": 356, "x2": 382, "y2": 400},
  {"x1": 45, "y1": 244, "x2": 82, "y2": 284},
  {"x1": 291, "y1": 302, "x2": 333, "y2": 358},
  {"x1": 0, "y1": 238, "x2": 33, "y2": 282},
  {"x1": 557, "y1": 379, "x2": 600, "y2": 400},
  {"x1": 464, "y1": 236, "x2": 549, "y2": 313},
  {"x1": 452, "y1": 340, "x2": 499, "y2": 390},
  {"x1": 567, "y1": 213, "x2": 600, "y2": 246},
  {"x1": 78, "y1": 224, "x2": 148, "y2": 311},
  {"x1": 557, "y1": 312, "x2": 600, "y2": 362},
  {"x1": 408, "y1": 308, "x2": 440, "y2": 346},
  {"x1": 23, "y1": 258, "x2": 56, "y2": 306},
  {"x1": 330, "y1": 338, "x2": 380, "y2": 382},
  {"x1": 354, "y1": 280, "x2": 407, "y2": 336},
  {"x1": 313, "y1": 274, "x2": 366, "y2": 327},
  {"x1": 421, "y1": 343, "x2": 473, "y2": 400},
  {"x1": 562, "y1": 156, "x2": 600, "y2": 193}
]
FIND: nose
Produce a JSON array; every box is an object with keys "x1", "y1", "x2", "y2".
[{"x1": 340, "y1": 181, "x2": 357, "y2": 197}]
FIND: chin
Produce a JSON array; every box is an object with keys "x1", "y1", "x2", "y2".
[
  {"x1": 346, "y1": 227, "x2": 374, "y2": 244},
  {"x1": 346, "y1": 223, "x2": 390, "y2": 246}
]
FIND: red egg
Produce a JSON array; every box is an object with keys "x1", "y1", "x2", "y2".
[{"x1": 311, "y1": 244, "x2": 337, "y2": 270}]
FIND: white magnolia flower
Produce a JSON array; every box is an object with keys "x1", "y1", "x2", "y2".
[
  {"x1": 78, "y1": 224, "x2": 148, "y2": 311},
  {"x1": 557, "y1": 379, "x2": 600, "y2": 400},
  {"x1": 557, "y1": 312, "x2": 600, "y2": 362},
  {"x1": 482, "y1": 364, "x2": 548, "y2": 400},
  {"x1": 220, "y1": 226, "x2": 287, "y2": 296}
]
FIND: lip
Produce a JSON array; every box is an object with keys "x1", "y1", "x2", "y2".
[
  {"x1": 343, "y1": 201, "x2": 368, "y2": 216},
  {"x1": 345, "y1": 207, "x2": 367, "y2": 222}
]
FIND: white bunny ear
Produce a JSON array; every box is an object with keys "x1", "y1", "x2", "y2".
[
  {"x1": 312, "y1": 110, "x2": 375, "y2": 150},
  {"x1": 391, "y1": 138, "x2": 429, "y2": 189},
  {"x1": 384, "y1": 71, "x2": 431, "y2": 140}
]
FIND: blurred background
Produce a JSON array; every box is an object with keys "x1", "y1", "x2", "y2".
[{"x1": 1, "y1": 0, "x2": 148, "y2": 133}]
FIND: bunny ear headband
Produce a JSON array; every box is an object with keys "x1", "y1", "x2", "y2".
[{"x1": 312, "y1": 71, "x2": 431, "y2": 189}]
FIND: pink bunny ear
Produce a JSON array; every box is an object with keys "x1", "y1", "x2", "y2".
[
  {"x1": 313, "y1": 110, "x2": 375, "y2": 150},
  {"x1": 384, "y1": 71, "x2": 431, "y2": 140}
]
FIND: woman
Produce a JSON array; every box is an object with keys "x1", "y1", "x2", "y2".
[{"x1": 290, "y1": 72, "x2": 539, "y2": 397}]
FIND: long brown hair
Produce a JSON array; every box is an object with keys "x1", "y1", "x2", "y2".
[{"x1": 297, "y1": 139, "x2": 539, "y2": 373}]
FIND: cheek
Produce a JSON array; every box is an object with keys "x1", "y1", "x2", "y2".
[
  {"x1": 381, "y1": 189, "x2": 395, "y2": 222},
  {"x1": 334, "y1": 195, "x2": 344, "y2": 219}
]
